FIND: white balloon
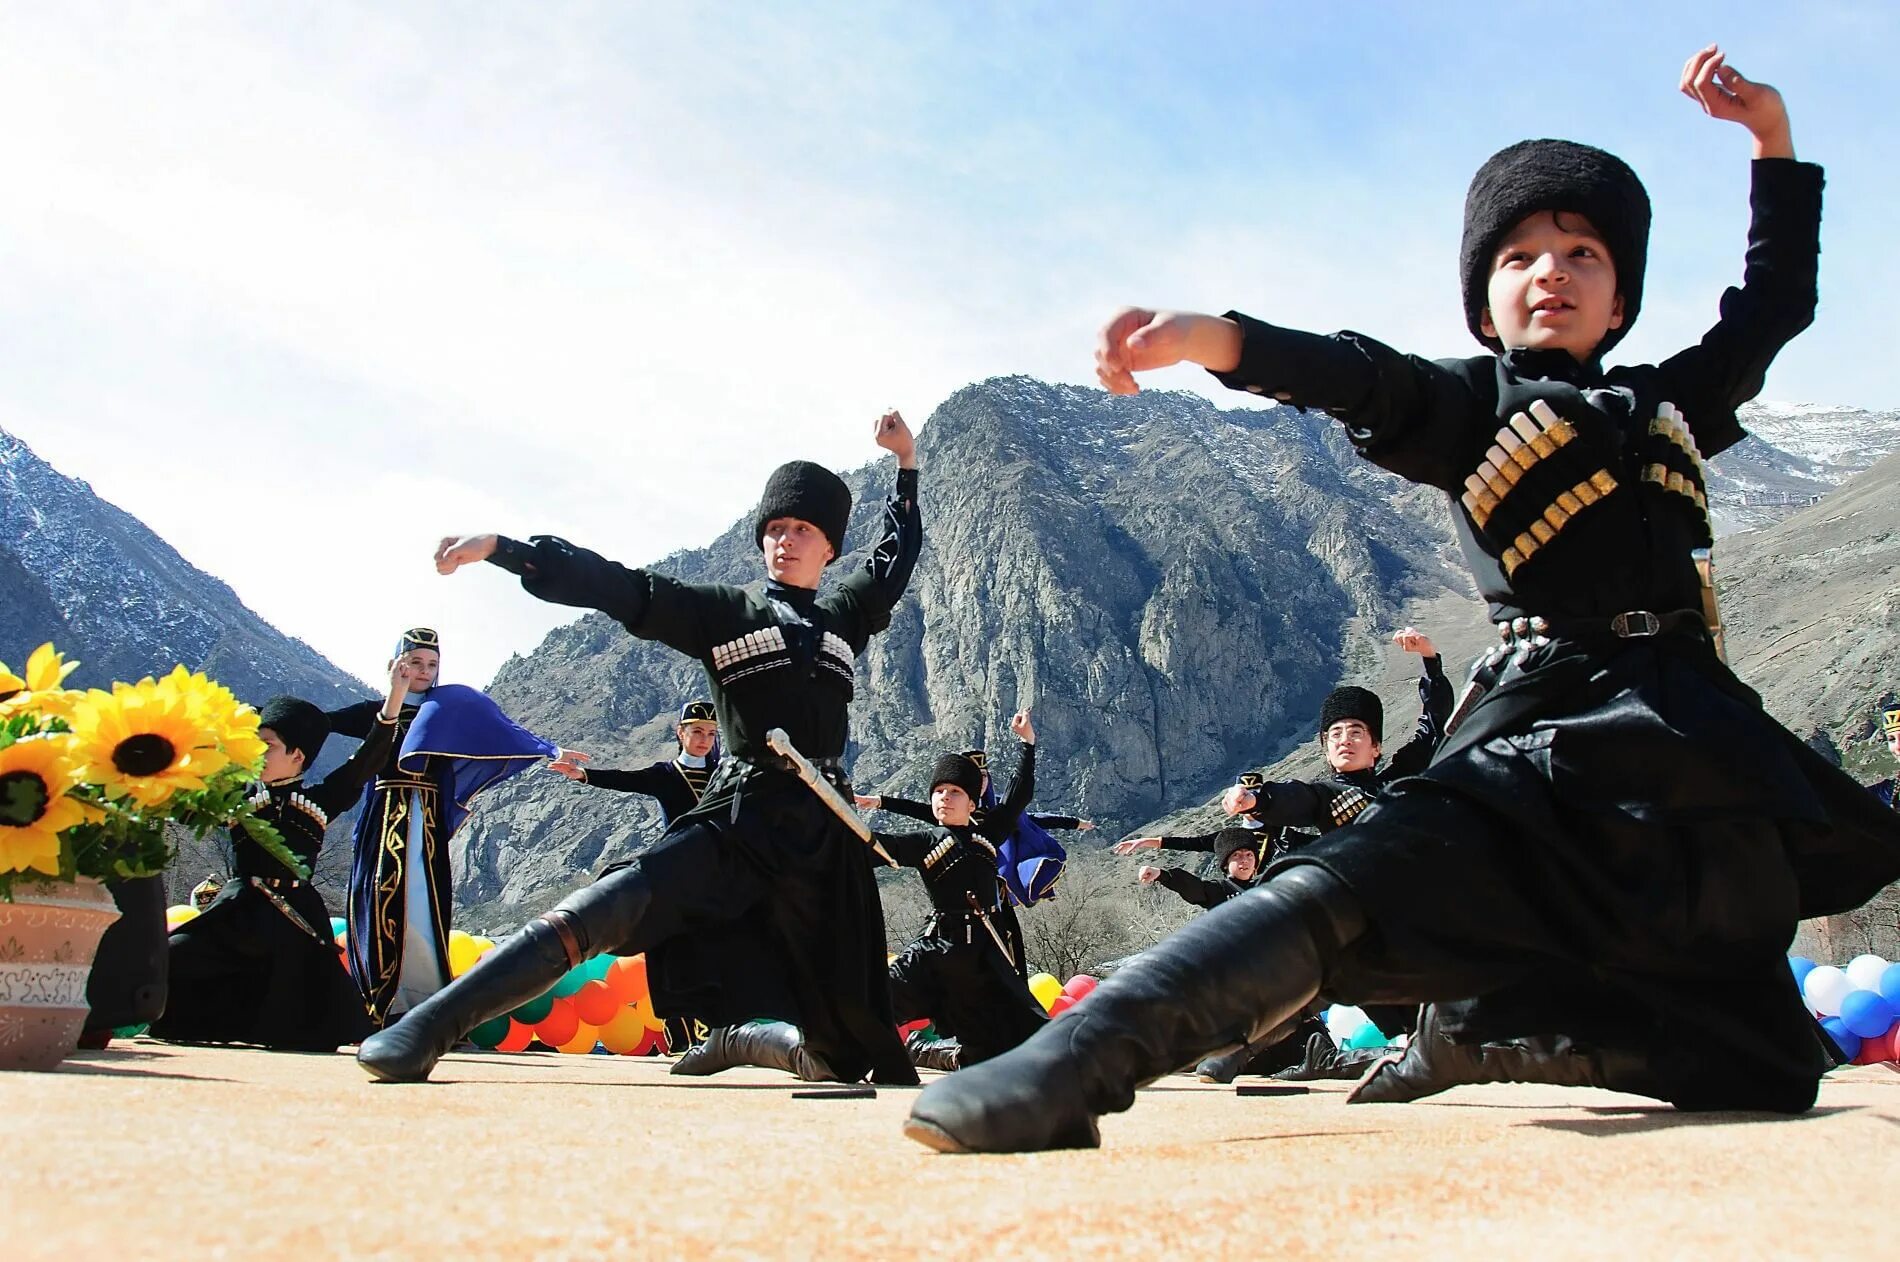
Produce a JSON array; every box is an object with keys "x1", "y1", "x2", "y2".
[
  {"x1": 1803, "y1": 965, "x2": 1853, "y2": 1017},
  {"x1": 1325, "y1": 1004, "x2": 1369, "y2": 1041},
  {"x1": 1844, "y1": 955, "x2": 1891, "y2": 993}
]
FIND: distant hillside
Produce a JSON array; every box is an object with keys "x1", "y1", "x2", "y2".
[{"x1": 0, "y1": 426, "x2": 371, "y2": 905}]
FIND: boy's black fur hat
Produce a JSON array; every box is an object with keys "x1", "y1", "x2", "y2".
[
  {"x1": 928, "y1": 753, "x2": 986, "y2": 803},
  {"x1": 1213, "y1": 828, "x2": 1261, "y2": 868},
  {"x1": 1461, "y1": 139, "x2": 1651, "y2": 357},
  {"x1": 259, "y1": 696, "x2": 330, "y2": 768},
  {"x1": 1319, "y1": 685, "x2": 1383, "y2": 745},
  {"x1": 753, "y1": 461, "x2": 851, "y2": 561}
]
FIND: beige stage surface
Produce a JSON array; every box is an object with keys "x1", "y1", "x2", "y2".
[{"x1": 6, "y1": 1042, "x2": 1896, "y2": 1260}]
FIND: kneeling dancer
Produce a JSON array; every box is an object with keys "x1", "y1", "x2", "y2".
[
  {"x1": 905, "y1": 52, "x2": 1900, "y2": 1152},
  {"x1": 357, "y1": 412, "x2": 923, "y2": 1085}
]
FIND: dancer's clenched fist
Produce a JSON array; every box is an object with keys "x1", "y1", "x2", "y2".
[
  {"x1": 1094, "y1": 307, "x2": 1243, "y2": 395},
  {"x1": 435, "y1": 534, "x2": 499, "y2": 575}
]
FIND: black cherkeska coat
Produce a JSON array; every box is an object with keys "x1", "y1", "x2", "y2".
[
  {"x1": 1205, "y1": 158, "x2": 1900, "y2": 1111},
  {"x1": 488, "y1": 466, "x2": 924, "y2": 1084}
]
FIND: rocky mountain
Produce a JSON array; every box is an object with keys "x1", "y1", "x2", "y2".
[
  {"x1": 452, "y1": 377, "x2": 1491, "y2": 929},
  {"x1": 1705, "y1": 402, "x2": 1900, "y2": 535},
  {"x1": 0, "y1": 426, "x2": 372, "y2": 903}
]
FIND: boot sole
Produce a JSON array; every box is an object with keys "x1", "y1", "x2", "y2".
[
  {"x1": 903, "y1": 1117, "x2": 974, "y2": 1154},
  {"x1": 356, "y1": 1055, "x2": 432, "y2": 1084}
]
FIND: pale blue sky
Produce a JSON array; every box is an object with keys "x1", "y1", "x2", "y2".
[{"x1": 1, "y1": 3, "x2": 1892, "y2": 688}]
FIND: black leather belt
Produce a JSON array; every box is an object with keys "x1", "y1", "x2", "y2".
[{"x1": 746, "y1": 752, "x2": 844, "y2": 775}]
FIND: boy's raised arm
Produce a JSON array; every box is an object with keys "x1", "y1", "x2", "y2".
[{"x1": 1659, "y1": 47, "x2": 1819, "y2": 459}]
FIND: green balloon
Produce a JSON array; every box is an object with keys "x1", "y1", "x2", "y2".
[
  {"x1": 469, "y1": 1015, "x2": 511, "y2": 1048},
  {"x1": 513, "y1": 992, "x2": 554, "y2": 1025},
  {"x1": 550, "y1": 966, "x2": 588, "y2": 998},
  {"x1": 111, "y1": 1023, "x2": 149, "y2": 1039},
  {"x1": 583, "y1": 955, "x2": 614, "y2": 983}
]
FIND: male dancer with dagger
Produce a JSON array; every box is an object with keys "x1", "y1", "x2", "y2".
[{"x1": 357, "y1": 412, "x2": 923, "y2": 1086}]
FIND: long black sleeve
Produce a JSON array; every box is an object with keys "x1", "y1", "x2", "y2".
[
  {"x1": 1384, "y1": 654, "x2": 1453, "y2": 779},
  {"x1": 583, "y1": 765, "x2": 678, "y2": 798},
  {"x1": 1029, "y1": 813, "x2": 1084, "y2": 830},
  {"x1": 304, "y1": 714, "x2": 397, "y2": 817},
  {"x1": 977, "y1": 742, "x2": 1036, "y2": 843},
  {"x1": 323, "y1": 699, "x2": 383, "y2": 741},
  {"x1": 488, "y1": 536, "x2": 725, "y2": 660},
  {"x1": 871, "y1": 827, "x2": 939, "y2": 871},
  {"x1": 1655, "y1": 159, "x2": 1823, "y2": 459},
  {"x1": 831, "y1": 466, "x2": 922, "y2": 641},
  {"x1": 1245, "y1": 779, "x2": 1330, "y2": 831},
  {"x1": 874, "y1": 795, "x2": 936, "y2": 825},
  {"x1": 1155, "y1": 867, "x2": 1233, "y2": 910}
]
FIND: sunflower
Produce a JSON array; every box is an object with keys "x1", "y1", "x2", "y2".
[
  {"x1": 68, "y1": 675, "x2": 233, "y2": 808},
  {"x1": 0, "y1": 642, "x2": 83, "y2": 722},
  {"x1": 155, "y1": 665, "x2": 267, "y2": 771},
  {"x1": 0, "y1": 735, "x2": 89, "y2": 876}
]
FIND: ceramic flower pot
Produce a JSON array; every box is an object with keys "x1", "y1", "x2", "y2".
[{"x1": 0, "y1": 877, "x2": 122, "y2": 1070}]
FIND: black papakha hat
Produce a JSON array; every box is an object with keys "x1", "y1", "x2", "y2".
[
  {"x1": 928, "y1": 753, "x2": 986, "y2": 802},
  {"x1": 1460, "y1": 139, "x2": 1650, "y2": 357},
  {"x1": 1213, "y1": 828, "x2": 1261, "y2": 868},
  {"x1": 258, "y1": 696, "x2": 331, "y2": 767},
  {"x1": 1318, "y1": 686, "x2": 1383, "y2": 745},
  {"x1": 753, "y1": 461, "x2": 851, "y2": 561},
  {"x1": 679, "y1": 700, "x2": 717, "y2": 726}
]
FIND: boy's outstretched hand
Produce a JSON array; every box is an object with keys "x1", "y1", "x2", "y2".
[
  {"x1": 1681, "y1": 45, "x2": 1792, "y2": 158},
  {"x1": 435, "y1": 534, "x2": 499, "y2": 575},
  {"x1": 1094, "y1": 308, "x2": 1243, "y2": 395},
  {"x1": 874, "y1": 409, "x2": 917, "y2": 468},
  {"x1": 1010, "y1": 708, "x2": 1036, "y2": 745}
]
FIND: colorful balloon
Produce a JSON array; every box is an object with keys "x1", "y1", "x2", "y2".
[
  {"x1": 1820, "y1": 1016, "x2": 1860, "y2": 1061},
  {"x1": 165, "y1": 905, "x2": 199, "y2": 930},
  {"x1": 513, "y1": 991, "x2": 555, "y2": 1026},
  {"x1": 537, "y1": 997, "x2": 581, "y2": 1048},
  {"x1": 1843, "y1": 954, "x2": 1890, "y2": 993},
  {"x1": 1027, "y1": 973, "x2": 1063, "y2": 1011},
  {"x1": 495, "y1": 1019, "x2": 535, "y2": 1053},
  {"x1": 550, "y1": 965, "x2": 589, "y2": 999},
  {"x1": 1838, "y1": 989, "x2": 1896, "y2": 1039},
  {"x1": 469, "y1": 1015, "x2": 512, "y2": 1048},
  {"x1": 556, "y1": 1022, "x2": 601, "y2": 1055},
  {"x1": 572, "y1": 979, "x2": 621, "y2": 1028},
  {"x1": 1879, "y1": 963, "x2": 1900, "y2": 1008},
  {"x1": 607, "y1": 954, "x2": 649, "y2": 1004},
  {"x1": 1803, "y1": 965, "x2": 1852, "y2": 1017},
  {"x1": 1061, "y1": 974, "x2": 1099, "y2": 1001},
  {"x1": 599, "y1": 1006, "x2": 649, "y2": 1054},
  {"x1": 447, "y1": 931, "x2": 483, "y2": 978}
]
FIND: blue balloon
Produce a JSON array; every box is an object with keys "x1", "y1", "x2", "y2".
[
  {"x1": 1820, "y1": 1016, "x2": 1861, "y2": 1061},
  {"x1": 330, "y1": 916, "x2": 347, "y2": 938},
  {"x1": 1789, "y1": 956, "x2": 1817, "y2": 989},
  {"x1": 1839, "y1": 989, "x2": 1896, "y2": 1040},
  {"x1": 1880, "y1": 962, "x2": 1900, "y2": 1007}
]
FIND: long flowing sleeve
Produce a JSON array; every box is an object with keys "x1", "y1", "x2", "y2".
[
  {"x1": 873, "y1": 795, "x2": 936, "y2": 825},
  {"x1": 582, "y1": 764, "x2": 677, "y2": 797},
  {"x1": 871, "y1": 828, "x2": 939, "y2": 872},
  {"x1": 1155, "y1": 867, "x2": 1231, "y2": 910},
  {"x1": 323, "y1": 699, "x2": 383, "y2": 741}
]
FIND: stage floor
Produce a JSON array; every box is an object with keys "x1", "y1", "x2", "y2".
[{"x1": 6, "y1": 1042, "x2": 1896, "y2": 1259}]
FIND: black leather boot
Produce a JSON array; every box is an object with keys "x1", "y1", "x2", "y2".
[
  {"x1": 1269, "y1": 1030, "x2": 1388, "y2": 1081},
  {"x1": 904, "y1": 866, "x2": 1365, "y2": 1153},
  {"x1": 906, "y1": 1030, "x2": 963, "y2": 1073},
  {"x1": 1347, "y1": 1003, "x2": 1610, "y2": 1103},
  {"x1": 356, "y1": 917, "x2": 576, "y2": 1082},
  {"x1": 669, "y1": 1021, "x2": 838, "y2": 1081}
]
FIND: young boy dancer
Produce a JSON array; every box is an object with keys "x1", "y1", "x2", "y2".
[
  {"x1": 358, "y1": 413, "x2": 922, "y2": 1085},
  {"x1": 1116, "y1": 628, "x2": 1450, "y2": 855},
  {"x1": 154, "y1": 662, "x2": 413, "y2": 1051},
  {"x1": 328, "y1": 630, "x2": 571, "y2": 1026},
  {"x1": 876, "y1": 711, "x2": 1051, "y2": 1072},
  {"x1": 860, "y1": 738, "x2": 1094, "y2": 909},
  {"x1": 906, "y1": 48, "x2": 1900, "y2": 1153}
]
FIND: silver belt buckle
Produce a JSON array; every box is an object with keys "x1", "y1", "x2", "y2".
[{"x1": 1610, "y1": 610, "x2": 1661, "y2": 638}]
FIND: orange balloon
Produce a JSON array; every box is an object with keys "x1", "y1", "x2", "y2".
[
  {"x1": 556, "y1": 1022, "x2": 601, "y2": 1055},
  {"x1": 608, "y1": 954, "x2": 648, "y2": 1004},
  {"x1": 537, "y1": 997, "x2": 581, "y2": 1048},
  {"x1": 495, "y1": 1019, "x2": 534, "y2": 1053},
  {"x1": 573, "y1": 979, "x2": 621, "y2": 1028},
  {"x1": 600, "y1": 1007, "x2": 647, "y2": 1054}
]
